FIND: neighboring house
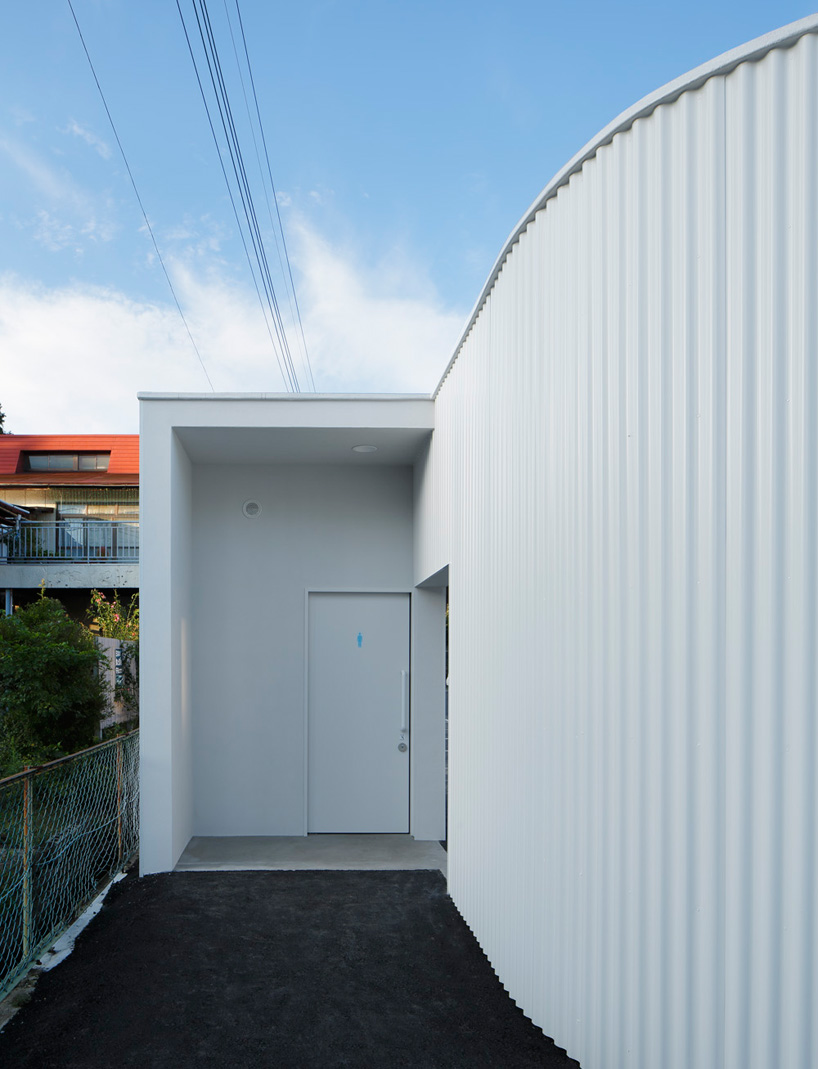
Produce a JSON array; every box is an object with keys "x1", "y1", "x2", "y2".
[
  {"x1": 140, "y1": 18, "x2": 817, "y2": 1069},
  {"x1": 0, "y1": 498, "x2": 29, "y2": 525},
  {"x1": 0, "y1": 499, "x2": 30, "y2": 580},
  {"x1": 0, "y1": 435, "x2": 139, "y2": 619}
]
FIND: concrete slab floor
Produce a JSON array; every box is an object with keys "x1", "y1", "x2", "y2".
[{"x1": 175, "y1": 833, "x2": 448, "y2": 874}]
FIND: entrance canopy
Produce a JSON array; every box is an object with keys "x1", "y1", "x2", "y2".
[
  {"x1": 138, "y1": 392, "x2": 444, "y2": 876},
  {"x1": 144, "y1": 393, "x2": 434, "y2": 465}
]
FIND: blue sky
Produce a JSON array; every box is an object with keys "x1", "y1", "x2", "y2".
[{"x1": 1, "y1": 1, "x2": 814, "y2": 431}]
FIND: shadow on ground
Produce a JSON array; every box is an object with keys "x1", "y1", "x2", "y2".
[{"x1": 0, "y1": 869, "x2": 580, "y2": 1068}]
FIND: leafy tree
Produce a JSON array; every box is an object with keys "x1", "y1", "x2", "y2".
[
  {"x1": 0, "y1": 402, "x2": 6, "y2": 434},
  {"x1": 0, "y1": 594, "x2": 108, "y2": 776}
]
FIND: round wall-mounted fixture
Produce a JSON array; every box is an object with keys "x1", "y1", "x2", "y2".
[
  {"x1": 352, "y1": 445, "x2": 378, "y2": 454},
  {"x1": 242, "y1": 500, "x2": 262, "y2": 518}
]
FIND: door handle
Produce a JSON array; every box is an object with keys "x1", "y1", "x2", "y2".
[{"x1": 400, "y1": 670, "x2": 409, "y2": 733}]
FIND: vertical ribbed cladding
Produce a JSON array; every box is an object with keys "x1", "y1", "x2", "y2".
[
  {"x1": 414, "y1": 26, "x2": 818, "y2": 1069},
  {"x1": 723, "y1": 33, "x2": 818, "y2": 1069}
]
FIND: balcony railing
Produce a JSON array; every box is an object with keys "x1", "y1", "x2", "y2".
[{"x1": 1, "y1": 521, "x2": 139, "y2": 564}]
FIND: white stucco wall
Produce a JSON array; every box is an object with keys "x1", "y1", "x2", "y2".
[
  {"x1": 170, "y1": 434, "x2": 194, "y2": 866},
  {"x1": 140, "y1": 414, "x2": 194, "y2": 874},
  {"x1": 140, "y1": 395, "x2": 444, "y2": 873},
  {"x1": 190, "y1": 462, "x2": 431, "y2": 837}
]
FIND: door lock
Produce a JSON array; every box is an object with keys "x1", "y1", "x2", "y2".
[{"x1": 398, "y1": 742, "x2": 408, "y2": 753}]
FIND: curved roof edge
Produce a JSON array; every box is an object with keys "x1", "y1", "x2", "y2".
[
  {"x1": 137, "y1": 392, "x2": 431, "y2": 402},
  {"x1": 434, "y1": 13, "x2": 818, "y2": 398}
]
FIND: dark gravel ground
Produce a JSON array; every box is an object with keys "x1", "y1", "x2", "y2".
[{"x1": 0, "y1": 868, "x2": 580, "y2": 1068}]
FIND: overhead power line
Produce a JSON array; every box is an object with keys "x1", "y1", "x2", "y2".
[
  {"x1": 229, "y1": 0, "x2": 315, "y2": 391},
  {"x1": 66, "y1": 0, "x2": 215, "y2": 392},
  {"x1": 175, "y1": 0, "x2": 295, "y2": 391},
  {"x1": 176, "y1": 0, "x2": 314, "y2": 392}
]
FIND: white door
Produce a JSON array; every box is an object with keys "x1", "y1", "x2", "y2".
[{"x1": 308, "y1": 592, "x2": 410, "y2": 833}]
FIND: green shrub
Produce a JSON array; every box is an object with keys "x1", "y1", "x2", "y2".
[
  {"x1": 88, "y1": 590, "x2": 139, "y2": 641},
  {"x1": 0, "y1": 595, "x2": 108, "y2": 776}
]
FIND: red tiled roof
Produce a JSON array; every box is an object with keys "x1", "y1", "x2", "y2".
[
  {"x1": 0, "y1": 435, "x2": 138, "y2": 477},
  {"x1": 0, "y1": 473, "x2": 138, "y2": 487}
]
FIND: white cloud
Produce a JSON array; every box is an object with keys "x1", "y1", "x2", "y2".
[
  {"x1": 65, "y1": 120, "x2": 111, "y2": 159},
  {"x1": 8, "y1": 105, "x2": 36, "y2": 127},
  {"x1": 0, "y1": 135, "x2": 74, "y2": 203},
  {"x1": 306, "y1": 187, "x2": 334, "y2": 207},
  {"x1": 0, "y1": 219, "x2": 467, "y2": 433},
  {"x1": 0, "y1": 278, "x2": 204, "y2": 433},
  {"x1": 33, "y1": 210, "x2": 77, "y2": 252},
  {"x1": 290, "y1": 219, "x2": 465, "y2": 393},
  {"x1": 0, "y1": 135, "x2": 118, "y2": 250},
  {"x1": 31, "y1": 209, "x2": 116, "y2": 253},
  {"x1": 163, "y1": 214, "x2": 229, "y2": 258}
]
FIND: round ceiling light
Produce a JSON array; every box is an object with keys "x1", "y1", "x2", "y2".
[
  {"x1": 242, "y1": 500, "x2": 262, "y2": 518},
  {"x1": 352, "y1": 445, "x2": 378, "y2": 453}
]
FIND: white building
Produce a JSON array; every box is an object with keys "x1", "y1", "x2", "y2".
[
  {"x1": 140, "y1": 16, "x2": 818, "y2": 1069},
  {"x1": 139, "y1": 396, "x2": 445, "y2": 861}
]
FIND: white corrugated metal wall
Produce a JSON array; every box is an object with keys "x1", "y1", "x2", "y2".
[{"x1": 415, "y1": 24, "x2": 818, "y2": 1069}]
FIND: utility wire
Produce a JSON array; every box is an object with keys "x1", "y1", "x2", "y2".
[
  {"x1": 201, "y1": 0, "x2": 303, "y2": 392},
  {"x1": 178, "y1": 0, "x2": 305, "y2": 392},
  {"x1": 175, "y1": 0, "x2": 295, "y2": 390},
  {"x1": 221, "y1": 3, "x2": 298, "y2": 363},
  {"x1": 230, "y1": 0, "x2": 315, "y2": 390},
  {"x1": 195, "y1": 0, "x2": 299, "y2": 389},
  {"x1": 66, "y1": 0, "x2": 215, "y2": 391},
  {"x1": 187, "y1": 0, "x2": 297, "y2": 388},
  {"x1": 195, "y1": 0, "x2": 298, "y2": 390}
]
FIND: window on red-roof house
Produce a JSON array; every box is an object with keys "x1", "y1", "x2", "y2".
[{"x1": 25, "y1": 453, "x2": 111, "y2": 472}]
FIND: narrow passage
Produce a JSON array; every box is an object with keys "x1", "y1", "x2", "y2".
[{"x1": 0, "y1": 869, "x2": 579, "y2": 1068}]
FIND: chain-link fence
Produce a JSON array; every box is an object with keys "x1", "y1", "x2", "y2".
[{"x1": 0, "y1": 731, "x2": 139, "y2": 1000}]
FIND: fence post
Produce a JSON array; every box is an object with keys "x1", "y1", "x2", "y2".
[
  {"x1": 22, "y1": 769, "x2": 33, "y2": 960},
  {"x1": 116, "y1": 737, "x2": 123, "y2": 865}
]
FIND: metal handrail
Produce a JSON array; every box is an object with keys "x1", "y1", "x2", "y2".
[
  {"x1": 3, "y1": 520, "x2": 139, "y2": 564},
  {"x1": 0, "y1": 730, "x2": 139, "y2": 788}
]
